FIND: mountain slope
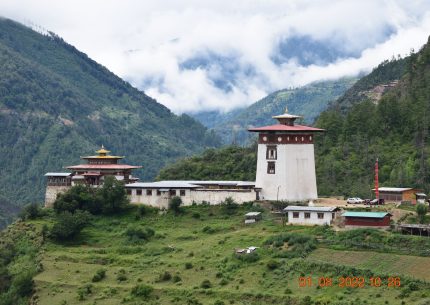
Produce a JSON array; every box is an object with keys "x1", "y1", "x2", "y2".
[
  {"x1": 191, "y1": 78, "x2": 356, "y2": 145},
  {"x1": 0, "y1": 18, "x2": 220, "y2": 212}
]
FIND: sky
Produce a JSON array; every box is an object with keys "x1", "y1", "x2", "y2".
[{"x1": 1, "y1": 0, "x2": 430, "y2": 114}]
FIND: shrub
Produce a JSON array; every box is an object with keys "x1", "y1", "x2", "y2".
[
  {"x1": 266, "y1": 260, "x2": 280, "y2": 270},
  {"x1": 131, "y1": 284, "x2": 153, "y2": 298},
  {"x1": 19, "y1": 203, "x2": 43, "y2": 220},
  {"x1": 185, "y1": 262, "x2": 193, "y2": 270},
  {"x1": 51, "y1": 210, "x2": 91, "y2": 241},
  {"x1": 11, "y1": 271, "x2": 34, "y2": 297},
  {"x1": 157, "y1": 271, "x2": 172, "y2": 282},
  {"x1": 173, "y1": 275, "x2": 182, "y2": 283},
  {"x1": 125, "y1": 226, "x2": 155, "y2": 241},
  {"x1": 200, "y1": 279, "x2": 212, "y2": 289},
  {"x1": 202, "y1": 226, "x2": 216, "y2": 234},
  {"x1": 221, "y1": 197, "x2": 238, "y2": 215},
  {"x1": 169, "y1": 196, "x2": 182, "y2": 214},
  {"x1": 235, "y1": 252, "x2": 260, "y2": 263},
  {"x1": 77, "y1": 284, "x2": 93, "y2": 301},
  {"x1": 416, "y1": 204, "x2": 428, "y2": 224},
  {"x1": 214, "y1": 301, "x2": 225, "y2": 305},
  {"x1": 92, "y1": 269, "x2": 106, "y2": 282},
  {"x1": 117, "y1": 269, "x2": 127, "y2": 282},
  {"x1": 192, "y1": 212, "x2": 201, "y2": 219}
]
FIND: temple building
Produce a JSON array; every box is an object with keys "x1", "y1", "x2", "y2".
[
  {"x1": 44, "y1": 146, "x2": 141, "y2": 207},
  {"x1": 248, "y1": 107, "x2": 324, "y2": 201},
  {"x1": 45, "y1": 107, "x2": 324, "y2": 208}
]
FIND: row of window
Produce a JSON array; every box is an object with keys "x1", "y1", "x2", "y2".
[
  {"x1": 292, "y1": 212, "x2": 325, "y2": 219},
  {"x1": 127, "y1": 189, "x2": 186, "y2": 196}
]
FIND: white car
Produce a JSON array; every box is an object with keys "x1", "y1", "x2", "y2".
[{"x1": 347, "y1": 197, "x2": 364, "y2": 204}]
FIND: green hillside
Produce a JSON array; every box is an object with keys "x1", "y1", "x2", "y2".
[
  {"x1": 3, "y1": 204, "x2": 430, "y2": 305},
  {"x1": 191, "y1": 78, "x2": 357, "y2": 145},
  {"x1": 315, "y1": 38, "x2": 430, "y2": 197},
  {"x1": 0, "y1": 18, "x2": 220, "y2": 215}
]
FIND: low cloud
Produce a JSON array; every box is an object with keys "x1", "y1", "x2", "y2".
[{"x1": 1, "y1": 0, "x2": 430, "y2": 113}]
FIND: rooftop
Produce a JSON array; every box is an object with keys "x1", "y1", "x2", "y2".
[
  {"x1": 372, "y1": 187, "x2": 413, "y2": 192},
  {"x1": 45, "y1": 172, "x2": 71, "y2": 177},
  {"x1": 283, "y1": 206, "x2": 338, "y2": 212},
  {"x1": 66, "y1": 164, "x2": 142, "y2": 170},
  {"x1": 125, "y1": 180, "x2": 256, "y2": 189},
  {"x1": 248, "y1": 124, "x2": 324, "y2": 132},
  {"x1": 81, "y1": 145, "x2": 124, "y2": 159},
  {"x1": 343, "y1": 212, "x2": 391, "y2": 218}
]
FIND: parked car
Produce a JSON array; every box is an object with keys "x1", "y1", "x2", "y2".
[
  {"x1": 368, "y1": 198, "x2": 385, "y2": 205},
  {"x1": 347, "y1": 197, "x2": 364, "y2": 204}
]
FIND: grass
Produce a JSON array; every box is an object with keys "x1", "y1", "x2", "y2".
[{"x1": 29, "y1": 204, "x2": 430, "y2": 305}]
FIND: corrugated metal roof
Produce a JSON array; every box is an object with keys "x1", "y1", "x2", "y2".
[
  {"x1": 125, "y1": 180, "x2": 256, "y2": 189},
  {"x1": 45, "y1": 172, "x2": 71, "y2": 177},
  {"x1": 343, "y1": 212, "x2": 391, "y2": 218},
  {"x1": 283, "y1": 206, "x2": 338, "y2": 212},
  {"x1": 372, "y1": 187, "x2": 413, "y2": 192},
  {"x1": 415, "y1": 193, "x2": 427, "y2": 197},
  {"x1": 245, "y1": 212, "x2": 261, "y2": 216}
]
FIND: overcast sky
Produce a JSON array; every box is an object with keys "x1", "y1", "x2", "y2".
[{"x1": 1, "y1": 0, "x2": 430, "y2": 113}]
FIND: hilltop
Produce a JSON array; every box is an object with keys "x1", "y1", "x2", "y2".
[{"x1": 0, "y1": 18, "x2": 220, "y2": 218}]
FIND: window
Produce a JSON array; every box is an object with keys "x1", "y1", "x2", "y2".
[
  {"x1": 317, "y1": 213, "x2": 324, "y2": 219},
  {"x1": 266, "y1": 145, "x2": 277, "y2": 160},
  {"x1": 136, "y1": 189, "x2": 142, "y2": 196},
  {"x1": 157, "y1": 190, "x2": 161, "y2": 196},
  {"x1": 180, "y1": 190, "x2": 186, "y2": 196},
  {"x1": 304, "y1": 212, "x2": 311, "y2": 219},
  {"x1": 332, "y1": 213, "x2": 335, "y2": 219},
  {"x1": 170, "y1": 190, "x2": 176, "y2": 196},
  {"x1": 267, "y1": 161, "x2": 276, "y2": 174},
  {"x1": 126, "y1": 189, "x2": 132, "y2": 195},
  {"x1": 292, "y1": 212, "x2": 299, "y2": 218},
  {"x1": 146, "y1": 189, "x2": 152, "y2": 196}
]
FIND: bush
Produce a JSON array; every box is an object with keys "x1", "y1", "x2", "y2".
[
  {"x1": 117, "y1": 269, "x2": 127, "y2": 282},
  {"x1": 185, "y1": 262, "x2": 193, "y2": 270},
  {"x1": 131, "y1": 284, "x2": 153, "y2": 298},
  {"x1": 125, "y1": 226, "x2": 155, "y2": 242},
  {"x1": 200, "y1": 279, "x2": 212, "y2": 289},
  {"x1": 214, "y1": 301, "x2": 225, "y2": 305},
  {"x1": 266, "y1": 260, "x2": 280, "y2": 270},
  {"x1": 169, "y1": 196, "x2": 182, "y2": 214},
  {"x1": 11, "y1": 271, "x2": 34, "y2": 297},
  {"x1": 221, "y1": 197, "x2": 238, "y2": 215},
  {"x1": 77, "y1": 284, "x2": 93, "y2": 301},
  {"x1": 202, "y1": 226, "x2": 216, "y2": 234},
  {"x1": 416, "y1": 204, "x2": 428, "y2": 224},
  {"x1": 157, "y1": 271, "x2": 172, "y2": 282},
  {"x1": 192, "y1": 212, "x2": 201, "y2": 219},
  {"x1": 92, "y1": 269, "x2": 106, "y2": 282},
  {"x1": 19, "y1": 203, "x2": 43, "y2": 220},
  {"x1": 51, "y1": 210, "x2": 91, "y2": 241},
  {"x1": 235, "y1": 252, "x2": 260, "y2": 263},
  {"x1": 173, "y1": 275, "x2": 182, "y2": 283}
]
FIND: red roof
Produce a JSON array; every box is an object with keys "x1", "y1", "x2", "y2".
[
  {"x1": 66, "y1": 164, "x2": 142, "y2": 170},
  {"x1": 248, "y1": 124, "x2": 324, "y2": 132}
]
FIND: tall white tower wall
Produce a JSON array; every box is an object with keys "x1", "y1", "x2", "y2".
[{"x1": 255, "y1": 143, "x2": 318, "y2": 201}]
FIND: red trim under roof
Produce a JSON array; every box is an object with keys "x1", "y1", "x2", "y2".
[
  {"x1": 248, "y1": 124, "x2": 324, "y2": 132},
  {"x1": 66, "y1": 164, "x2": 142, "y2": 170}
]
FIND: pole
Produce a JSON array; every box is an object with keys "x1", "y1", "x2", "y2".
[{"x1": 375, "y1": 158, "x2": 379, "y2": 201}]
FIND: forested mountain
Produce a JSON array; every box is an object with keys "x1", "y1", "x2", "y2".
[
  {"x1": 191, "y1": 78, "x2": 356, "y2": 145},
  {"x1": 159, "y1": 38, "x2": 430, "y2": 199},
  {"x1": 0, "y1": 18, "x2": 220, "y2": 219}
]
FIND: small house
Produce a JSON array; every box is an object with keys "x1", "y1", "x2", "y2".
[
  {"x1": 372, "y1": 187, "x2": 424, "y2": 204},
  {"x1": 283, "y1": 206, "x2": 339, "y2": 226},
  {"x1": 343, "y1": 211, "x2": 392, "y2": 228},
  {"x1": 244, "y1": 212, "x2": 262, "y2": 224}
]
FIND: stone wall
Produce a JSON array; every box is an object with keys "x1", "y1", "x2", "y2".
[{"x1": 45, "y1": 185, "x2": 71, "y2": 208}]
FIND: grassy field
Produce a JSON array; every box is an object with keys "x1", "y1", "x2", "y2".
[{"x1": 27, "y1": 205, "x2": 430, "y2": 305}]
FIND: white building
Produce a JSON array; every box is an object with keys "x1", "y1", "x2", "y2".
[
  {"x1": 284, "y1": 206, "x2": 339, "y2": 225},
  {"x1": 249, "y1": 107, "x2": 324, "y2": 202},
  {"x1": 125, "y1": 180, "x2": 259, "y2": 209}
]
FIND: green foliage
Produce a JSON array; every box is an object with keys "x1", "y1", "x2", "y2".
[
  {"x1": 131, "y1": 284, "x2": 153, "y2": 299},
  {"x1": 91, "y1": 269, "x2": 106, "y2": 282},
  {"x1": 157, "y1": 145, "x2": 257, "y2": 181},
  {"x1": 53, "y1": 178, "x2": 129, "y2": 215},
  {"x1": 156, "y1": 271, "x2": 172, "y2": 282},
  {"x1": 200, "y1": 279, "x2": 212, "y2": 289},
  {"x1": 169, "y1": 196, "x2": 183, "y2": 214},
  {"x1": 19, "y1": 203, "x2": 43, "y2": 220},
  {"x1": 0, "y1": 18, "x2": 220, "y2": 223},
  {"x1": 77, "y1": 284, "x2": 92, "y2": 301},
  {"x1": 266, "y1": 260, "x2": 280, "y2": 270},
  {"x1": 221, "y1": 197, "x2": 239, "y2": 215},
  {"x1": 235, "y1": 252, "x2": 260, "y2": 263},
  {"x1": 265, "y1": 233, "x2": 317, "y2": 258},
  {"x1": 184, "y1": 262, "x2": 193, "y2": 270},
  {"x1": 51, "y1": 210, "x2": 91, "y2": 241},
  {"x1": 416, "y1": 204, "x2": 429, "y2": 224},
  {"x1": 124, "y1": 225, "x2": 155, "y2": 242}
]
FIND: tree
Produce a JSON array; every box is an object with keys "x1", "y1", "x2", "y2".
[
  {"x1": 53, "y1": 184, "x2": 95, "y2": 214},
  {"x1": 98, "y1": 176, "x2": 129, "y2": 214},
  {"x1": 169, "y1": 196, "x2": 182, "y2": 214},
  {"x1": 51, "y1": 210, "x2": 91, "y2": 241},
  {"x1": 416, "y1": 203, "x2": 428, "y2": 224}
]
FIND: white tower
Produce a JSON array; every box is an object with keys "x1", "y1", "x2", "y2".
[{"x1": 249, "y1": 107, "x2": 324, "y2": 201}]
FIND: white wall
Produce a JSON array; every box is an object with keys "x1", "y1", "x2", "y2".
[
  {"x1": 45, "y1": 185, "x2": 70, "y2": 208},
  {"x1": 287, "y1": 211, "x2": 334, "y2": 226},
  {"x1": 256, "y1": 143, "x2": 318, "y2": 201},
  {"x1": 128, "y1": 188, "x2": 256, "y2": 209}
]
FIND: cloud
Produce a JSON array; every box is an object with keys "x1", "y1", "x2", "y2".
[{"x1": 1, "y1": 0, "x2": 430, "y2": 113}]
